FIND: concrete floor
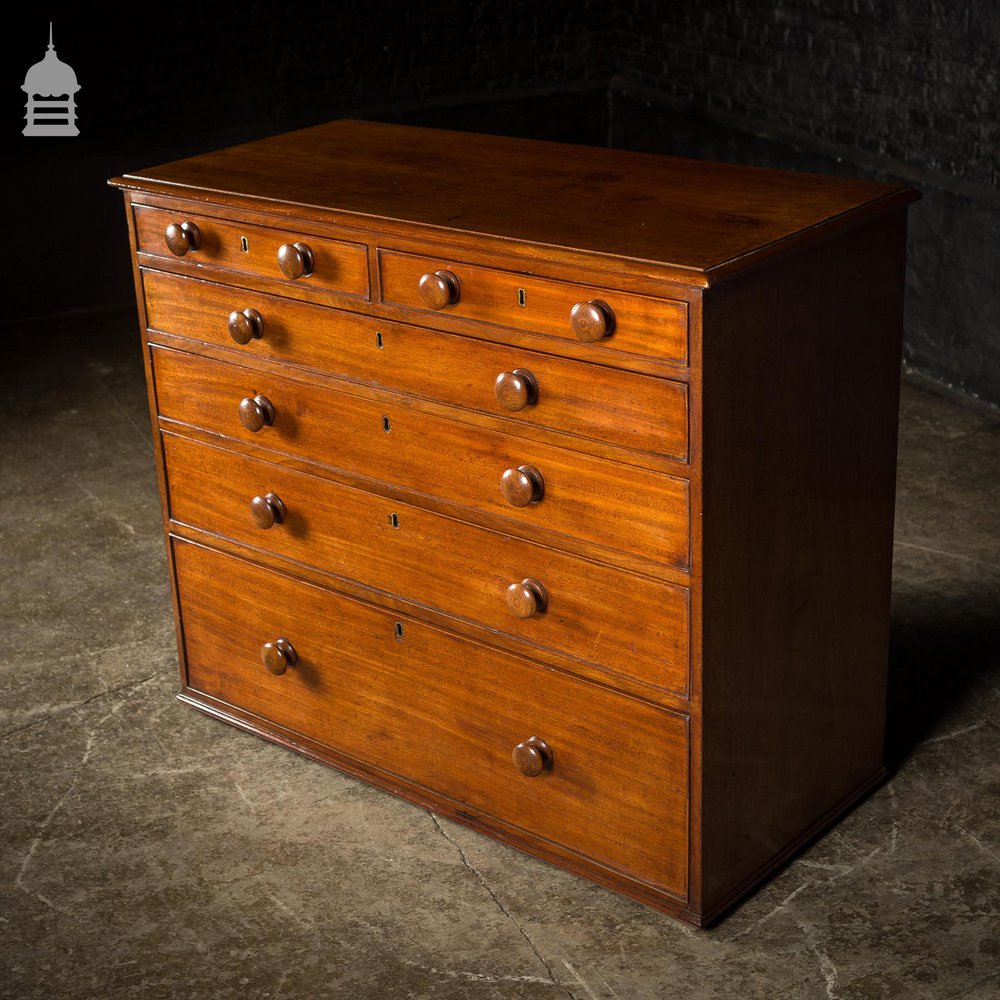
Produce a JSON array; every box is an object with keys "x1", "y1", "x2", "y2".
[{"x1": 2, "y1": 312, "x2": 998, "y2": 1000}]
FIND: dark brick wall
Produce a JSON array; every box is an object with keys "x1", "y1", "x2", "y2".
[
  {"x1": 611, "y1": 0, "x2": 1000, "y2": 406},
  {"x1": 614, "y1": 0, "x2": 999, "y2": 188}
]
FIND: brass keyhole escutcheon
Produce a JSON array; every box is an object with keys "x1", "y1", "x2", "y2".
[
  {"x1": 240, "y1": 235, "x2": 249, "y2": 253},
  {"x1": 517, "y1": 287, "x2": 526, "y2": 307}
]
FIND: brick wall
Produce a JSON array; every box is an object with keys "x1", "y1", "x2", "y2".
[
  {"x1": 610, "y1": 0, "x2": 1000, "y2": 406},
  {"x1": 613, "y1": 0, "x2": 999, "y2": 188}
]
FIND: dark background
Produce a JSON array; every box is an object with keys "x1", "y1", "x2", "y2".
[{"x1": 4, "y1": 1, "x2": 998, "y2": 406}]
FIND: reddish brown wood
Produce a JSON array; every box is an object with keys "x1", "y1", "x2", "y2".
[
  {"x1": 512, "y1": 736, "x2": 552, "y2": 777},
  {"x1": 151, "y1": 346, "x2": 691, "y2": 571},
  {"x1": 249, "y1": 492, "x2": 284, "y2": 530},
  {"x1": 161, "y1": 433, "x2": 691, "y2": 694},
  {"x1": 381, "y1": 250, "x2": 689, "y2": 365},
  {"x1": 499, "y1": 465, "x2": 544, "y2": 508},
  {"x1": 277, "y1": 242, "x2": 315, "y2": 280},
  {"x1": 112, "y1": 120, "x2": 917, "y2": 926},
  {"x1": 505, "y1": 579, "x2": 547, "y2": 620},
  {"x1": 417, "y1": 268, "x2": 460, "y2": 309},
  {"x1": 227, "y1": 307, "x2": 264, "y2": 345},
  {"x1": 112, "y1": 119, "x2": 917, "y2": 279},
  {"x1": 570, "y1": 300, "x2": 614, "y2": 342},
  {"x1": 174, "y1": 538, "x2": 690, "y2": 897},
  {"x1": 698, "y1": 210, "x2": 909, "y2": 919},
  {"x1": 261, "y1": 637, "x2": 296, "y2": 675},
  {"x1": 133, "y1": 204, "x2": 369, "y2": 298},
  {"x1": 493, "y1": 369, "x2": 538, "y2": 412},
  {"x1": 165, "y1": 220, "x2": 200, "y2": 256},
  {"x1": 142, "y1": 268, "x2": 690, "y2": 463}
]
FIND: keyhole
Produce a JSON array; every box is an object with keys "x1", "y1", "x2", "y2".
[
  {"x1": 388, "y1": 512, "x2": 400, "y2": 528},
  {"x1": 382, "y1": 416, "x2": 391, "y2": 433},
  {"x1": 394, "y1": 621, "x2": 404, "y2": 639},
  {"x1": 376, "y1": 331, "x2": 384, "y2": 349},
  {"x1": 517, "y1": 288, "x2": 526, "y2": 308},
  {"x1": 240, "y1": 236, "x2": 249, "y2": 253}
]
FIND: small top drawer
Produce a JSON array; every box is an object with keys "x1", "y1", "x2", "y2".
[
  {"x1": 379, "y1": 250, "x2": 688, "y2": 366},
  {"x1": 133, "y1": 204, "x2": 369, "y2": 299}
]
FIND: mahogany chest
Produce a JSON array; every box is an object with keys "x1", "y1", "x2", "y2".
[{"x1": 111, "y1": 120, "x2": 919, "y2": 925}]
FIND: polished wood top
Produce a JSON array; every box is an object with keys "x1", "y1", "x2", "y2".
[{"x1": 111, "y1": 119, "x2": 919, "y2": 280}]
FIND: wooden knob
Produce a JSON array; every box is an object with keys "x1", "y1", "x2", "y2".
[
  {"x1": 418, "y1": 269, "x2": 460, "y2": 309},
  {"x1": 228, "y1": 308, "x2": 264, "y2": 345},
  {"x1": 570, "y1": 300, "x2": 615, "y2": 342},
  {"x1": 164, "y1": 221, "x2": 201, "y2": 256},
  {"x1": 238, "y1": 394, "x2": 275, "y2": 432},
  {"x1": 505, "y1": 579, "x2": 547, "y2": 619},
  {"x1": 277, "y1": 242, "x2": 315, "y2": 280},
  {"x1": 250, "y1": 492, "x2": 285, "y2": 530},
  {"x1": 494, "y1": 369, "x2": 538, "y2": 412},
  {"x1": 500, "y1": 465, "x2": 544, "y2": 507},
  {"x1": 261, "y1": 638, "x2": 297, "y2": 676},
  {"x1": 512, "y1": 736, "x2": 552, "y2": 777}
]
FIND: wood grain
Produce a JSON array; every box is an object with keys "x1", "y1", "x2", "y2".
[
  {"x1": 698, "y1": 209, "x2": 908, "y2": 915},
  {"x1": 161, "y1": 433, "x2": 691, "y2": 695},
  {"x1": 174, "y1": 538, "x2": 690, "y2": 897},
  {"x1": 113, "y1": 119, "x2": 917, "y2": 277},
  {"x1": 380, "y1": 250, "x2": 689, "y2": 365},
  {"x1": 142, "y1": 268, "x2": 689, "y2": 462},
  {"x1": 151, "y1": 346, "x2": 691, "y2": 571},
  {"x1": 134, "y1": 204, "x2": 369, "y2": 298}
]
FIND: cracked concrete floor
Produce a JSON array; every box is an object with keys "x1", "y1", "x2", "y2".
[{"x1": 2, "y1": 311, "x2": 998, "y2": 1000}]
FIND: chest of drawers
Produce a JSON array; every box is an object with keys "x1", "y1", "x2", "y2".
[{"x1": 111, "y1": 120, "x2": 919, "y2": 926}]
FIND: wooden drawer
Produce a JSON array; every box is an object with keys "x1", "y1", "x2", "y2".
[
  {"x1": 143, "y1": 269, "x2": 689, "y2": 464},
  {"x1": 380, "y1": 250, "x2": 688, "y2": 366},
  {"x1": 174, "y1": 538, "x2": 690, "y2": 897},
  {"x1": 163, "y1": 434, "x2": 690, "y2": 695},
  {"x1": 133, "y1": 204, "x2": 369, "y2": 299},
  {"x1": 151, "y1": 346, "x2": 691, "y2": 570}
]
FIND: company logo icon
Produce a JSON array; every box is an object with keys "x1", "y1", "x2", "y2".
[{"x1": 22, "y1": 23, "x2": 80, "y2": 137}]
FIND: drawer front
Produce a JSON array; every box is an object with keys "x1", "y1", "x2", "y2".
[
  {"x1": 143, "y1": 270, "x2": 689, "y2": 464},
  {"x1": 380, "y1": 250, "x2": 688, "y2": 366},
  {"x1": 133, "y1": 205, "x2": 369, "y2": 299},
  {"x1": 163, "y1": 434, "x2": 690, "y2": 695},
  {"x1": 151, "y1": 347, "x2": 691, "y2": 570},
  {"x1": 174, "y1": 539, "x2": 690, "y2": 896}
]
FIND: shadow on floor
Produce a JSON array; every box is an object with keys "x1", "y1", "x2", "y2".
[{"x1": 885, "y1": 589, "x2": 1000, "y2": 773}]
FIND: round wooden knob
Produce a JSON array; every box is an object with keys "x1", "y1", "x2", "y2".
[
  {"x1": 500, "y1": 465, "x2": 544, "y2": 507},
  {"x1": 512, "y1": 736, "x2": 552, "y2": 777},
  {"x1": 228, "y1": 308, "x2": 264, "y2": 345},
  {"x1": 261, "y1": 638, "x2": 297, "y2": 676},
  {"x1": 238, "y1": 394, "x2": 275, "y2": 432},
  {"x1": 277, "y1": 242, "x2": 315, "y2": 280},
  {"x1": 505, "y1": 579, "x2": 547, "y2": 619},
  {"x1": 494, "y1": 369, "x2": 538, "y2": 412},
  {"x1": 418, "y1": 269, "x2": 460, "y2": 310},
  {"x1": 164, "y1": 221, "x2": 201, "y2": 257},
  {"x1": 570, "y1": 300, "x2": 615, "y2": 342},
  {"x1": 250, "y1": 492, "x2": 285, "y2": 529}
]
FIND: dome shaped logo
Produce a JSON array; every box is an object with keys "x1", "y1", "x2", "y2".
[{"x1": 22, "y1": 23, "x2": 80, "y2": 137}]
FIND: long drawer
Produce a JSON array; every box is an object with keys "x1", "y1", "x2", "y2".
[
  {"x1": 379, "y1": 250, "x2": 689, "y2": 366},
  {"x1": 163, "y1": 433, "x2": 690, "y2": 695},
  {"x1": 151, "y1": 346, "x2": 691, "y2": 570},
  {"x1": 133, "y1": 204, "x2": 369, "y2": 299},
  {"x1": 143, "y1": 269, "x2": 689, "y2": 463},
  {"x1": 174, "y1": 538, "x2": 690, "y2": 897}
]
